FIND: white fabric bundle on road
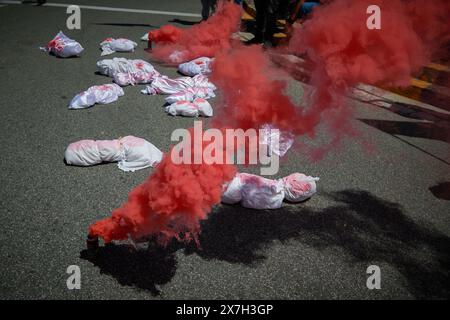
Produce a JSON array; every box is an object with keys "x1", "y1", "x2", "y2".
[
  {"x1": 69, "y1": 84, "x2": 124, "y2": 109},
  {"x1": 165, "y1": 98, "x2": 213, "y2": 117},
  {"x1": 141, "y1": 74, "x2": 216, "y2": 95},
  {"x1": 100, "y1": 38, "x2": 138, "y2": 56},
  {"x1": 65, "y1": 136, "x2": 163, "y2": 172},
  {"x1": 178, "y1": 57, "x2": 213, "y2": 76},
  {"x1": 164, "y1": 87, "x2": 216, "y2": 104},
  {"x1": 260, "y1": 124, "x2": 295, "y2": 157},
  {"x1": 141, "y1": 32, "x2": 149, "y2": 41},
  {"x1": 96, "y1": 57, "x2": 160, "y2": 86},
  {"x1": 221, "y1": 172, "x2": 319, "y2": 209},
  {"x1": 282, "y1": 173, "x2": 319, "y2": 203},
  {"x1": 40, "y1": 31, "x2": 84, "y2": 58}
]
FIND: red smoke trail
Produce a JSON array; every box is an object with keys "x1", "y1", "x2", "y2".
[
  {"x1": 89, "y1": 130, "x2": 236, "y2": 245},
  {"x1": 149, "y1": 1, "x2": 242, "y2": 64},
  {"x1": 286, "y1": 0, "x2": 450, "y2": 158},
  {"x1": 88, "y1": 0, "x2": 450, "y2": 245}
]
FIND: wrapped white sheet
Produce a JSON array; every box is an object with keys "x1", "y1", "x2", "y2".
[
  {"x1": 96, "y1": 58, "x2": 160, "y2": 86},
  {"x1": 65, "y1": 136, "x2": 163, "y2": 172},
  {"x1": 221, "y1": 172, "x2": 319, "y2": 209},
  {"x1": 69, "y1": 84, "x2": 124, "y2": 109},
  {"x1": 100, "y1": 38, "x2": 137, "y2": 56},
  {"x1": 178, "y1": 57, "x2": 213, "y2": 76},
  {"x1": 164, "y1": 87, "x2": 215, "y2": 104},
  {"x1": 165, "y1": 98, "x2": 213, "y2": 117},
  {"x1": 40, "y1": 31, "x2": 84, "y2": 58},
  {"x1": 141, "y1": 74, "x2": 216, "y2": 95}
]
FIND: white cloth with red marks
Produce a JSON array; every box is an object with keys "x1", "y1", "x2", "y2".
[
  {"x1": 221, "y1": 173, "x2": 319, "y2": 209},
  {"x1": 69, "y1": 84, "x2": 124, "y2": 109},
  {"x1": 260, "y1": 124, "x2": 295, "y2": 157},
  {"x1": 165, "y1": 87, "x2": 216, "y2": 104},
  {"x1": 64, "y1": 136, "x2": 163, "y2": 172},
  {"x1": 165, "y1": 98, "x2": 213, "y2": 117},
  {"x1": 96, "y1": 57, "x2": 161, "y2": 86},
  {"x1": 141, "y1": 74, "x2": 216, "y2": 96},
  {"x1": 100, "y1": 38, "x2": 137, "y2": 56},
  {"x1": 40, "y1": 31, "x2": 84, "y2": 58},
  {"x1": 178, "y1": 57, "x2": 213, "y2": 76}
]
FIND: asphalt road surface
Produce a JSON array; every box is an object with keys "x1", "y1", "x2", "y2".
[{"x1": 0, "y1": 0, "x2": 449, "y2": 299}]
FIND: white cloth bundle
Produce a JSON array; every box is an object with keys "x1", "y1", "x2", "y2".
[
  {"x1": 178, "y1": 57, "x2": 213, "y2": 76},
  {"x1": 165, "y1": 98, "x2": 213, "y2": 117},
  {"x1": 40, "y1": 31, "x2": 84, "y2": 58},
  {"x1": 141, "y1": 74, "x2": 216, "y2": 95},
  {"x1": 141, "y1": 32, "x2": 149, "y2": 41},
  {"x1": 65, "y1": 136, "x2": 163, "y2": 172},
  {"x1": 164, "y1": 87, "x2": 216, "y2": 104},
  {"x1": 100, "y1": 38, "x2": 137, "y2": 56},
  {"x1": 221, "y1": 172, "x2": 319, "y2": 209},
  {"x1": 69, "y1": 84, "x2": 124, "y2": 109},
  {"x1": 96, "y1": 58, "x2": 160, "y2": 86},
  {"x1": 260, "y1": 124, "x2": 295, "y2": 157}
]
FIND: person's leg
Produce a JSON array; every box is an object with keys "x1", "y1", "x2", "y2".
[
  {"x1": 254, "y1": 0, "x2": 268, "y2": 43},
  {"x1": 264, "y1": 0, "x2": 280, "y2": 44},
  {"x1": 201, "y1": 0, "x2": 210, "y2": 20}
]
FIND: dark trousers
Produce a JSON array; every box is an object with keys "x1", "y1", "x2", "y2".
[
  {"x1": 254, "y1": 0, "x2": 280, "y2": 42},
  {"x1": 201, "y1": 0, "x2": 217, "y2": 20}
]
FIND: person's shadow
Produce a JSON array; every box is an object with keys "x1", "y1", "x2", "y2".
[{"x1": 81, "y1": 189, "x2": 450, "y2": 298}]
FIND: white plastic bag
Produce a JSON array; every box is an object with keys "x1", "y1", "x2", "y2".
[
  {"x1": 165, "y1": 87, "x2": 215, "y2": 104},
  {"x1": 65, "y1": 136, "x2": 163, "y2": 172},
  {"x1": 100, "y1": 38, "x2": 138, "y2": 56},
  {"x1": 69, "y1": 84, "x2": 124, "y2": 109},
  {"x1": 40, "y1": 31, "x2": 84, "y2": 58},
  {"x1": 165, "y1": 98, "x2": 213, "y2": 117},
  {"x1": 178, "y1": 57, "x2": 213, "y2": 76},
  {"x1": 221, "y1": 175, "x2": 243, "y2": 204},
  {"x1": 221, "y1": 172, "x2": 319, "y2": 209},
  {"x1": 142, "y1": 74, "x2": 216, "y2": 96},
  {"x1": 260, "y1": 124, "x2": 295, "y2": 157},
  {"x1": 165, "y1": 101, "x2": 199, "y2": 117},
  {"x1": 96, "y1": 58, "x2": 160, "y2": 85},
  {"x1": 282, "y1": 173, "x2": 319, "y2": 202},
  {"x1": 194, "y1": 98, "x2": 213, "y2": 117},
  {"x1": 239, "y1": 173, "x2": 286, "y2": 209}
]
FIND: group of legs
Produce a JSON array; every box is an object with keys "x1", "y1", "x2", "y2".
[{"x1": 201, "y1": 0, "x2": 322, "y2": 46}]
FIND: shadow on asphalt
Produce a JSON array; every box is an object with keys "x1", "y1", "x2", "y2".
[
  {"x1": 429, "y1": 181, "x2": 450, "y2": 200},
  {"x1": 80, "y1": 190, "x2": 450, "y2": 298}
]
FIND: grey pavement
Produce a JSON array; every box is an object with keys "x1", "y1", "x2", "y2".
[{"x1": 0, "y1": 0, "x2": 449, "y2": 299}]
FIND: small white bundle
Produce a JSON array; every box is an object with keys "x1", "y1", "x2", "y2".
[
  {"x1": 165, "y1": 98, "x2": 213, "y2": 117},
  {"x1": 178, "y1": 57, "x2": 213, "y2": 76},
  {"x1": 100, "y1": 38, "x2": 137, "y2": 56},
  {"x1": 141, "y1": 74, "x2": 216, "y2": 95},
  {"x1": 96, "y1": 58, "x2": 160, "y2": 86},
  {"x1": 40, "y1": 31, "x2": 84, "y2": 58},
  {"x1": 65, "y1": 136, "x2": 163, "y2": 172},
  {"x1": 69, "y1": 84, "x2": 124, "y2": 109},
  {"x1": 221, "y1": 172, "x2": 319, "y2": 209}
]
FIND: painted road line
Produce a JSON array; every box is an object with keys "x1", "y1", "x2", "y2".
[{"x1": 0, "y1": 1, "x2": 202, "y2": 18}]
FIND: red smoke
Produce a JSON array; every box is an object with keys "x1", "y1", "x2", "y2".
[
  {"x1": 88, "y1": 0, "x2": 449, "y2": 245},
  {"x1": 89, "y1": 132, "x2": 236, "y2": 245},
  {"x1": 149, "y1": 1, "x2": 242, "y2": 64}
]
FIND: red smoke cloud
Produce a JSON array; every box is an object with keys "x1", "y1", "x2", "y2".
[
  {"x1": 89, "y1": 132, "x2": 236, "y2": 245},
  {"x1": 88, "y1": 0, "x2": 449, "y2": 245},
  {"x1": 149, "y1": 1, "x2": 242, "y2": 64}
]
